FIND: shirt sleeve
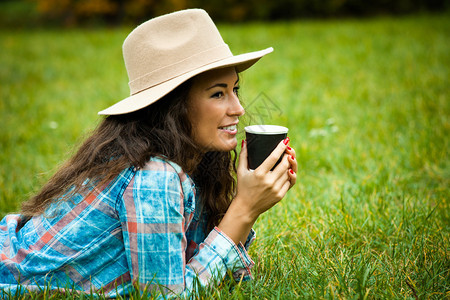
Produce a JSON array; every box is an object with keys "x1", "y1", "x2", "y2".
[
  {"x1": 117, "y1": 159, "x2": 254, "y2": 297},
  {"x1": 185, "y1": 208, "x2": 256, "y2": 283}
]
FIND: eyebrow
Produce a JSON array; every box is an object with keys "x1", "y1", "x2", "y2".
[{"x1": 205, "y1": 77, "x2": 240, "y2": 90}]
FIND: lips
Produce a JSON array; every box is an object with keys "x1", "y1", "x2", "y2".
[
  {"x1": 219, "y1": 124, "x2": 237, "y2": 131},
  {"x1": 218, "y1": 123, "x2": 238, "y2": 135}
]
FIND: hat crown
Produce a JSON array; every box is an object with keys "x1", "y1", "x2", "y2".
[{"x1": 123, "y1": 9, "x2": 232, "y2": 95}]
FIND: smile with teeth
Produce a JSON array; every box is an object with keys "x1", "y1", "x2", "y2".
[
  {"x1": 219, "y1": 124, "x2": 237, "y2": 136},
  {"x1": 220, "y1": 125, "x2": 236, "y2": 131}
]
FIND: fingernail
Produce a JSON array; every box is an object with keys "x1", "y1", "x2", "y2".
[
  {"x1": 241, "y1": 139, "x2": 245, "y2": 147},
  {"x1": 289, "y1": 169, "x2": 294, "y2": 174},
  {"x1": 287, "y1": 146, "x2": 292, "y2": 151},
  {"x1": 283, "y1": 137, "x2": 290, "y2": 145},
  {"x1": 291, "y1": 155, "x2": 295, "y2": 160}
]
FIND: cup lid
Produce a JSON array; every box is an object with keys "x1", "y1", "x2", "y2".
[{"x1": 244, "y1": 125, "x2": 289, "y2": 134}]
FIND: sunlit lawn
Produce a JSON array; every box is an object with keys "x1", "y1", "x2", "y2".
[{"x1": 0, "y1": 12, "x2": 449, "y2": 299}]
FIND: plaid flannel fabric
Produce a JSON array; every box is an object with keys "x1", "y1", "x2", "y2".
[{"x1": 0, "y1": 157, "x2": 254, "y2": 298}]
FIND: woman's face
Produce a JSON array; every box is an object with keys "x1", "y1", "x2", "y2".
[{"x1": 187, "y1": 67, "x2": 245, "y2": 152}]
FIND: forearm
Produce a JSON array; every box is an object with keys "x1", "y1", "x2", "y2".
[{"x1": 217, "y1": 197, "x2": 257, "y2": 245}]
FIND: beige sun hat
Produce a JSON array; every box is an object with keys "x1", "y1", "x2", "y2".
[{"x1": 98, "y1": 8, "x2": 273, "y2": 115}]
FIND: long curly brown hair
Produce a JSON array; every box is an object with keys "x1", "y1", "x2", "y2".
[{"x1": 21, "y1": 78, "x2": 237, "y2": 231}]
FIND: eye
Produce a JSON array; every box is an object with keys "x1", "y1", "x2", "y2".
[
  {"x1": 233, "y1": 86, "x2": 240, "y2": 96},
  {"x1": 211, "y1": 91, "x2": 224, "y2": 98}
]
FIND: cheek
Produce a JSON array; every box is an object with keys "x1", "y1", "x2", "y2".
[
  {"x1": 198, "y1": 105, "x2": 221, "y2": 127},
  {"x1": 188, "y1": 98, "x2": 225, "y2": 137},
  {"x1": 190, "y1": 109, "x2": 215, "y2": 137},
  {"x1": 199, "y1": 116, "x2": 217, "y2": 135}
]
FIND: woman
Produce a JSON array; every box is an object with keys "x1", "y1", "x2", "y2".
[{"x1": 0, "y1": 9, "x2": 297, "y2": 298}]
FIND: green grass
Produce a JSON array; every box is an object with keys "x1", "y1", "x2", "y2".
[{"x1": 1, "y1": 13, "x2": 449, "y2": 299}]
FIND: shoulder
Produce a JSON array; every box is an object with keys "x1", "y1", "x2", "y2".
[
  {"x1": 141, "y1": 156, "x2": 186, "y2": 177},
  {"x1": 121, "y1": 157, "x2": 197, "y2": 217},
  {"x1": 132, "y1": 157, "x2": 196, "y2": 208},
  {"x1": 137, "y1": 157, "x2": 192, "y2": 186}
]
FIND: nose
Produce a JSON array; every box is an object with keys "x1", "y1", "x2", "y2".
[{"x1": 228, "y1": 93, "x2": 245, "y2": 117}]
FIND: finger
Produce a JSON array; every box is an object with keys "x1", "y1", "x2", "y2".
[
  {"x1": 277, "y1": 179, "x2": 292, "y2": 200},
  {"x1": 257, "y1": 137, "x2": 289, "y2": 173},
  {"x1": 285, "y1": 145, "x2": 296, "y2": 159},
  {"x1": 273, "y1": 168, "x2": 290, "y2": 191},
  {"x1": 237, "y1": 139, "x2": 248, "y2": 172},
  {"x1": 285, "y1": 144, "x2": 297, "y2": 172},
  {"x1": 288, "y1": 168, "x2": 297, "y2": 188},
  {"x1": 288, "y1": 153, "x2": 298, "y2": 173},
  {"x1": 272, "y1": 153, "x2": 291, "y2": 179}
]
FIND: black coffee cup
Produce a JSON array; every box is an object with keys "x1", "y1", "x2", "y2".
[{"x1": 245, "y1": 125, "x2": 289, "y2": 170}]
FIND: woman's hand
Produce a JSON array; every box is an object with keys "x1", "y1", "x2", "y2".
[
  {"x1": 217, "y1": 138, "x2": 297, "y2": 245},
  {"x1": 234, "y1": 138, "x2": 297, "y2": 221}
]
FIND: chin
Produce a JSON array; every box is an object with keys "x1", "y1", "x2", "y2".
[
  {"x1": 211, "y1": 139, "x2": 238, "y2": 152},
  {"x1": 222, "y1": 139, "x2": 238, "y2": 151}
]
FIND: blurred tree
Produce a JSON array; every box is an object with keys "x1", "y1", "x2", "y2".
[
  {"x1": 27, "y1": 0, "x2": 450, "y2": 25},
  {"x1": 30, "y1": 0, "x2": 187, "y2": 25},
  {"x1": 33, "y1": 0, "x2": 117, "y2": 25}
]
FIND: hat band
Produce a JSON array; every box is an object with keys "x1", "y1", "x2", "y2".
[{"x1": 129, "y1": 44, "x2": 232, "y2": 95}]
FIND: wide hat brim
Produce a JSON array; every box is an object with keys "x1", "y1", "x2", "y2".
[{"x1": 98, "y1": 47, "x2": 273, "y2": 115}]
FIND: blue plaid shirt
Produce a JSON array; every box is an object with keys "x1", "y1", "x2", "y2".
[{"x1": 0, "y1": 157, "x2": 255, "y2": 298}]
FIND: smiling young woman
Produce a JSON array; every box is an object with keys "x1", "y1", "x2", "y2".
[{"x1": 0, "y1": 9, "x2": 297, "y2": 298}]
